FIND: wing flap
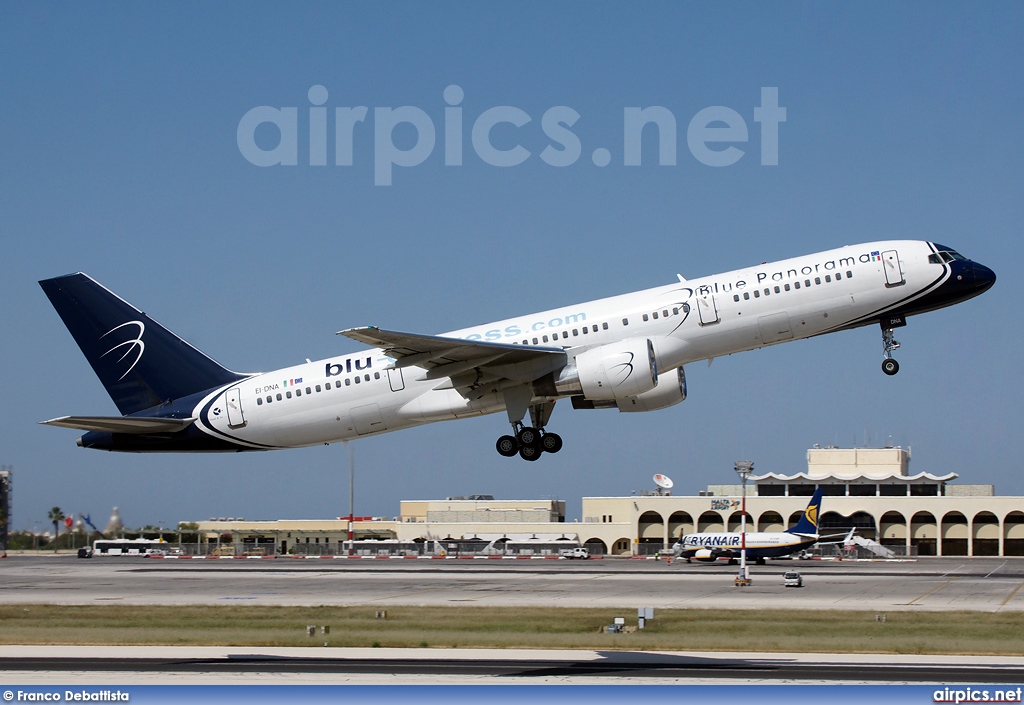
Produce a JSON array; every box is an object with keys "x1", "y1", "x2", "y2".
[{"x1": 41, "y1": 416, "x2": 197, "y2": 434}]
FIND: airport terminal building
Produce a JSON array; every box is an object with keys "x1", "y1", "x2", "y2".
[{"x1": 193, "y1": 447, "x2": 1024, "y2": 558}]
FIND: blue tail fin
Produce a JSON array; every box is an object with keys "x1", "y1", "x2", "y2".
[
  {"x1": 786, "y1": 488, "x2": 823, "y2": 535},
  {"x1": 40, "y1": 273, "x2": 247, "y2": 416}
]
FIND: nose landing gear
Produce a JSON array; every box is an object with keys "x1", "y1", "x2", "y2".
[{"x1": 879, "y1": 315, "x2": 906, "y2": 376}]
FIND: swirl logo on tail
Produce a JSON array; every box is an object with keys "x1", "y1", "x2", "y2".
[{"x1": 100, "y1": 321, "x2": 145, "y2": 380}]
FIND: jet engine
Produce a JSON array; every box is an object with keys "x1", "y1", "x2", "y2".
[
  {"x1": 615, "y1": 366, "x2": 686, "y2": 412},
  {"x1": 551, "y1": 338, "x2": 657, "y2": 402}
]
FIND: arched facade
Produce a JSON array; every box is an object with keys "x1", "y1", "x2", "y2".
[
  {"x1": 726, "y1": 511, "x2": 754, "y2": 533},
  {"x1": 697, "y1": 511, "x2": 724, "y2": 533},
  {"x1": 668, "y1": 511, "x2": 693, "y2": 540},
  {"x1": 757, "y1": 511, "x2": 784, "y2": 532},
  {"x1": 610, "y1": 537, "x2": 632, "y2": 555},
  {"x1": 1005, "y1": 512, "x2": 1024, "y2": 556},
  {"x1": 973, "y1": 512, "x2": 1000, "y2": 556},
  {"x1": 638, "y1": 510, "x2": 665, "y2": 545},
  {"x1": 941, "y1": 512, "x2": 968, "y2": 556},
  {"x1": 879, "y1": 511, "x2": 906, "y2": 548},
  {"x1": 910, "y1": 511, "x2": 937, "y2": 556},
  {"x1": 583, "y1": 537, "x2": 607, "y2": 555}
]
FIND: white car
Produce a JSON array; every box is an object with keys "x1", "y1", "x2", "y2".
[
  {"x1": 783, "y1": 571, "x2": 803, "y2": 587},
  {"x1": 560, "y1": 547, "x2": 590, "y2": 560}
]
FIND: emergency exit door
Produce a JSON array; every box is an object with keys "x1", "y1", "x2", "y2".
[
  {"x1": 225, "y1": 388, "x2": 246, "y2": 428},
  {"x1": 696, "y1": 294, "x2": 720, "y2": 326}
]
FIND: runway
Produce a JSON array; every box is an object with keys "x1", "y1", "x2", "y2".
[
  {"x1": 3, "y1": 646, "x2": 1024, "y2": 685},
  {"x1": 3, "y1": 555, "x2": 1024, "y2": 611}
]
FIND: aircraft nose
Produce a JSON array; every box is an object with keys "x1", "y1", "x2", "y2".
[{"x1": 972, "y1": 262, "x2": 996, "y2": 292}]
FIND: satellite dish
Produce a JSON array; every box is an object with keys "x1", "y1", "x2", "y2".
[{"x1": 653, "y1": 474, "x2": 674, "y2": 489}]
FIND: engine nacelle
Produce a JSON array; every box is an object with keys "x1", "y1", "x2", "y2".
[
  {"x1": 616, "y1": 366, "x2": 687, "y2": 412},
  {"x1": 559, "y1": 338, "x2": 658, "y2": 401},
  {"x1": 693, "y1": 548, "x2": 716, "y2": 562}
]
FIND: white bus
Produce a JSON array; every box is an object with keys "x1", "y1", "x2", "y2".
[{"x1": 90, "y1": 538, "x2": 169, "y2": 556}]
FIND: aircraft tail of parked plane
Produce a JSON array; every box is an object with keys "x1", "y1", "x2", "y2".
[{"x1": 39, "y1": 241, "x2": 995, "y2": 457}]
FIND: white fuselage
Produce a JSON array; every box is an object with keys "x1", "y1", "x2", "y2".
[{"x1": 191, "y1": 240, "x2": 955, "y2": 448}]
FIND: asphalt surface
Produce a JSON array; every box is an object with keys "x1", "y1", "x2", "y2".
[{"x1": 2, "y1": 555, "x2": 1024, "y2": 611}]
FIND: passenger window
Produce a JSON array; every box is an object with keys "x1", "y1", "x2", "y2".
[
  {"x1": 734, "y1": 295, "x2": 740, "y2": 302},
  {"x1": 825, "y1": 275, "x2": 831, "y2": 283},
  {"x1": 542, "y1": 335, "x2": 548, "y2": 342},
  {"x1": 743, "y1": 292, "x2": 750, "y2": 300},
  {"x1": 316, "y1": 384, "x2": 322, "y2": 392},
  {"x1": 602, "y1": 322, "x2": 609, "y2": 330},
  {"x1": 652, "y1": 312, "x2": 658, "y2": 319},
  {"x1": 764, "y1": 288, "x2": 770, "y2": 296},
  {"x1": 663, "y1": 310, "x2": 668, "y2": 317},
  {"x1": 846, "y1": 270, "x2": 853, "y2": 277},
  {"x1": 532, "y1": 338, "x2": 538, "y2": 345},
  {"x1": 374, "y1": 372, "x2": 380, "y2": 380},
  {"x1": 582, "y1": 327, "x2": 588, "y2": 334},
  {"x1": 592, "y1": 325, "x2": 598, "y2": 332},
  {"x1": 364, "y1": 374, "x2": 370, "y2": 382},
  {"x1": 276, "y1": 393, "x2": 282, "y2": 401},
  {"x1": 672, "y1": 307, "x2": 679, "y2": 315},
  {"x1": 335, "y1": 381, "x2": 341, "y2": 388},
  {"x1": 835, "y1": 272, "x2": 842, "y2": 280},
  {"x1": 257, "y1": 397, "x2": 263, "y2": 406},
  {"x1": 642, "y1": 314, "x2": 649, "y2": 321},
  {"x1": 784, "y1": 284, "x2": 790, "y2": 291},
  {"x1": 794, "y1": 281, "x2": 801, "y2": 289},
  {"x1": 266, "y1": 396, "x2": 272, "y2": 403},
  {"x1": 572, "y1": 329, "x2": 578, "y2": 336},
  {"x1": 287, "y1": 391, "x2": 293, "y2": 399},
  {"x1": 354, "y1": 377, "x2": 360, "y2": 384},
  {"x1": 814, "y1": 277, "x2": 821, "y2": 285},
  {"x1": 774, "y1": 286, "x2": 780, "y2": 294},
  {"x1": 345, "y1": 379, "x2": 351, "y2": 386},
  {"x1": 805, "y1": 279, "x2": 811, "y2": 287},
  {"x1": 622, "y1": 318, "x2": 629, "y2": 326},
  {"x1": 754, "y1": 290, "x2": 760, "y2": 298}
]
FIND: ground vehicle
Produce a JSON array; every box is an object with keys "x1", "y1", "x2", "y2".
[
  {"x1": 783, "y1": 571, "x2": 804, "y2": 587},
  {"x1": 91, "y1": 539, "x2": 167, "y2": 556},
  {"x1": 560, "y1": 547, "x2": 590, "y2": 560}
]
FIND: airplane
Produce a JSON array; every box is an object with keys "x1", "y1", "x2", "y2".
[
  {"x1": 39, "y1": 240, "x2": 994, "y2": 460},
  {"x1": 672, "y1": 489, "x2": 824, "y2": 564}
]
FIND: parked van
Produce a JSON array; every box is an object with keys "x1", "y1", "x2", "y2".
[{"x1": 560, "y1": 547, "x2": 590, "y2": 560}]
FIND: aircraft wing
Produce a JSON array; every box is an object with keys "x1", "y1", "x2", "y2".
[
  {"x1": 339, "y1": 326, "x2": 568, "y2": 396},
  {"x1": 40, "y1": 416, "x2": 197, "y2": 434}
]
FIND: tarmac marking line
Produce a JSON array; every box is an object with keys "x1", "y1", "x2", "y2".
[
  {"x1": 906, "y1": 577, "x2": 957, "y2": 605},
  {"x1": 1000, "y1": 579, "x2": 1024, "y2": 607}
]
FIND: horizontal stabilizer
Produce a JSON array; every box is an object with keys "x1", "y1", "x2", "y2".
[{"x1": 40, "y1": 416, "x2": 196, "y2": 434}]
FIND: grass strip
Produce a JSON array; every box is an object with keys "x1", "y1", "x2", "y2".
[{"x1": 3, "y1": 605, "x2": 1024, "y2": 655}]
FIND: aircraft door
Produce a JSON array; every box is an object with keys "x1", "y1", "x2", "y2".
[
  {"x1": 388, "y1": 368, "x2": 405, "y2": 392},
  {"x1": 882, "y1": 250, "x2": 905, "y2": 287},
  {"x1": 696, "y1": 293, "x2": 720, "y2": 326},
  {"x1": 225, "y1": 388, "x2": 246, "y2": 428}
]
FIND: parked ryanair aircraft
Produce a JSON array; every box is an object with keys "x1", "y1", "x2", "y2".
[
  {"x1": 40, "y1": 241, "x2": 994, "y2": 460},
  {"x1": 673, "y1": 490, "x2": 825, "y2": 564}
]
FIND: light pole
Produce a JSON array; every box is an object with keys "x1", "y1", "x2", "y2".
[{"x1": 734, "y1": 460, "x2": 754, "y2": 585}]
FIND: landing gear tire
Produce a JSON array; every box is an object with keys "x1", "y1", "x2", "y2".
[
  {"x1": 517, "y1": 427, "x2": 539, "y2": 446},
  {"x1": 882, "y1": 358, "x2": 899, "y2": 376},
  {"x1": 540, "y1": 432, "x2": 563, "y2": 454},
  {"x1": 496, "y1": 435, "x2": 519, "y2": 457},
  {"x1": 519, "y1": 443, "x2": 542, "y2": 462}
]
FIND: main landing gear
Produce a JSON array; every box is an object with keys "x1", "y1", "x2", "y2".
[
  {"x1": 495, "y1": 394, "x2": 563, "y2": 461},
  {"x1": 880, "y1": 316, "x2": 906, "y2": 376},
  {"x1": 495, "y1": 424, "x2": 563, "y2": 461}
]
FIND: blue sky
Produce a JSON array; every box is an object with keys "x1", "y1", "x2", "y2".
[{"x1": 2, "y1": 3, "x2": 1021, "y2": 531}]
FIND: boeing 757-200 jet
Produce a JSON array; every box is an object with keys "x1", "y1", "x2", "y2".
[{"x1": 39, "y1": 241, "x2": 994, "y2": 460}]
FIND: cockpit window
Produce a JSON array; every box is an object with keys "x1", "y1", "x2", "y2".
[{"x1": 932, "y1": 249, "x2": 967, "y2": 263}]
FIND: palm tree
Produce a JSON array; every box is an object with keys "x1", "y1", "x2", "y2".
[{"x1": 47, "y1": 507, "x2": 64, "y2": 553}]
